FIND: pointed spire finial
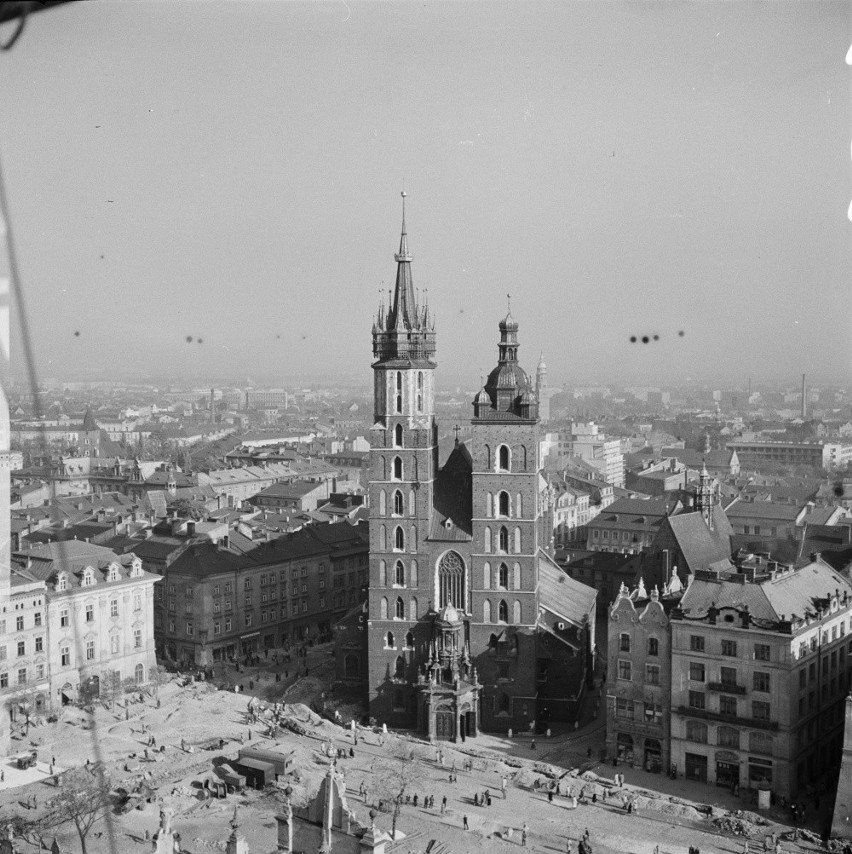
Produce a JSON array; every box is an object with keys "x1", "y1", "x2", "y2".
[{"x1": 507, "y1": 293, "x2": 512, "y2": 314}]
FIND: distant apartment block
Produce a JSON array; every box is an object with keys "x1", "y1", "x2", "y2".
[{"x1": 727, "y1": 439, "x2": 852, "y2": 471}]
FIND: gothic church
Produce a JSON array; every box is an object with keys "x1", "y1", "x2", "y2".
[{"x1": 352, "y1": 195, "x2": 597, "y2": 741}]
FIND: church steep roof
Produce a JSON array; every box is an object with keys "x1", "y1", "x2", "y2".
[{"x1": 428, "y1": 442, "x2": 473, "y2": 542}]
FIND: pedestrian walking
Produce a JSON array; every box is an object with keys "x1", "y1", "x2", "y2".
[
  {"x1": 530, "y1": 738, "x2": 536, "y2": 750},
  {"x1": 413, "y1": 794, "x2": 418, "y2": 807},
  {"x1": 463, "y1": 815, "x2": 469, "y2": 830},
  {"x1": 522, "y1": 822, "x2": 529, "y2": 847},
  {"x1": 548, "y1": 790, "x2": 554, "y2": 804},
  {"x1": 502, "y1": 776, "x2": 508, "y2": 799},
  {"x1": 441, "y1": 795, "x2": 447, "y2": 813}
]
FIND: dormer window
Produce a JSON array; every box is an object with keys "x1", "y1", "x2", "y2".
[
  {"x1": 107, "y1": 563, "x2": 120, "y2": 583},
  {"x1": 130, "y1": 557, "x2": 143, "y2": 578},
  {"x1": 81, "y1": 568, "x2": 95, "y2": 587},
  {"x1": 56, "y1": 573, "x2": 68, "y2": 592}
]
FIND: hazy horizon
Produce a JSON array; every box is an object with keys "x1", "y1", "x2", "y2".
[{"x1": 1, "y1": 2, "x2": 849, "y2": 390}]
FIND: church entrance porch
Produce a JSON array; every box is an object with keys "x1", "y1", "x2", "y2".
[{"x1": 435, "y1": 710, "x2": 454, "y2": 741}]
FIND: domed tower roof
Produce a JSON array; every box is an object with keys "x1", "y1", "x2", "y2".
[{"x1": 474, "y1": 296, "x2": 538, "y2": 423}]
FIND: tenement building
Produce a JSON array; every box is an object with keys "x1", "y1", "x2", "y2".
[
  {"x1": 669, "y1": 555, "x2": 852, "y2": 798},
  {"x1": 363, "y1": 195, "x2": 596, "y2": 740}
]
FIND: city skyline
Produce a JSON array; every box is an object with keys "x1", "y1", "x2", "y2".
[{"x1": 0, "y1": 2, "x2": 849, "y2": 388}]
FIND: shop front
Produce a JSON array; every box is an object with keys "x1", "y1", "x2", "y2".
[
  {"x1": 616, "y1": 732, "x2": 635, "y2": 763},
  {"x1": 685, "y1": 752, "x2": 708, "y2": 783},
  {"x1": 715, "y1": 751, "x2": 740, "y2": 788},
  {"x1": 644, "y1": 738, "x2": 662, "y2": 773},
  {"x1": 748, "y1": 757, "x2": 773, "y2": 789}
]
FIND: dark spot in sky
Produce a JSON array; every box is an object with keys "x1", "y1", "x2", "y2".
[
  {"x1": 107, "y1": 200, "x2": 114, "y2": 203},
  {"x1": 73, "y1": 331, "x2": 80, "y2": 337},
  {"x1": 678, "y1": 330, "x2": 685, "y2": 337},
  {"x1": 629, "y1": 336, "x2": 637, "y2": 343},
  {"x1": 197, "y1": 338, "x2": 203, "y2": 344},
  {"x1": 301, "y1": 335, "x2": 307, "y2": 340},
  {"x1": 276, "y1": 335, "x2": 281, "y2": 339},
  {"x1": 459, "y1": 309, "x2": 465, "y2": 314},
  {"x1": 186, "y1": 336, "x2": 193, "y2": 343},
  {"x1": 641, "y1": 336, "x2": 650, "y2": 344},
  {"x1": 99, "y1": 255, "x2": 104, "y2": 260},
  {"x1": 834, "y1": 482, "x2": 845, "y2": 498},
  {"x1": 652, "y1": 334, "x2": 659, "y2": 341}
]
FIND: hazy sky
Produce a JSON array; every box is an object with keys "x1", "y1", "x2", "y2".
[{"x1": 0, "y1": 1, "x2": 849, "y2": 389}]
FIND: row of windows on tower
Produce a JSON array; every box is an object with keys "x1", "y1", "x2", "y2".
[
  {"x1": 379, "y1": 594, "x2": 522, "y2": 625},
  {"x1": 381, "y1": 444, "x2": 525, "y2": 478},
  {"x1": 377, "y1": 524, "x2": 524, "y2": 554},
  {"x1": 377, "y1": 487, "x2": 523, "y2": 520},
  {"x1": 390, "y1": 371, "x2": 426, "y2": 414},
  {"x1": 376, "y1": 558, "x2": 522, "y2": 591}
]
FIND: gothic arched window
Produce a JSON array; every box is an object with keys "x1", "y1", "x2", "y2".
[
  {"x1": 437, "y1": 551, "x2": 465, "y2": 610},
  {"x1": 410, "y1": 524, "x2": 417, "y2": 552},
  {"x1": 498, "y1": 491, "x2": 510, "y2": 517},
  {"x1": 379, "y1": 490, "x2": 386, "y2": 516},
  {"x1": 405, "y1": 631, "x2": 414, "y2": 649},
  {"x1": 484, "y1": 444, "x2": 491, "y2": 469},
  {"x1": 395, "y1": 372, "x2": 402, "y2": 414},
  {"x1": 499, "y1": 526, "x2": 509, "y2": 553},
  {"x1": 483, "y1": 561, "x2": 491, "y2": 589},
  {"x1": 393, "y1": 490, "x2": 403, "y2": 515},
  {"x1": 498, "y1": 599, "x2": 508, "y2": 623},
  {"x1": 417, "y1": 372, "x2": 423, "y2": 412},
  {"x1": 498, "y1": 563, "x2": 508, "y2": 589},
  {"x1": 409, "y1": 597, "x2": 418, "y2": 619},
  {"x1": 513, "y1": 562, "x2": 521, "y2": 589},
  {"x1": 514, "y1": 527, "x2": 521, "y2": 553},
  {"x1": 395, "y1": 656, "x2": 406, "y2": 679},
  {"x1": 486, "y1": 492, "x2": 493, "y2": 518},
  {"x1": 498, "y1": 445, "x2": 510, "y2": 472},
  {"x1": 483, "y1": 599, "x2": 492, "y2": 622},
  {"x1": 379, "y1": 525, "x2": 387, "y2": 551},
  {"x1": 410, "y1": 560, "x2": 418, "y2": 587},
  {"x1": 394, "y1": 423, "x2": 403, "y2": 447},
  {"x1": 395, "y1": 597, "x2": 405, "y2": 619},
  {"x1": 394, "y1": 527, "x2": 404, "y2": 551},
  {"x1": 393, "y1": 457, "x2": 403, "y2": 480},
  {"x1": 513, "y1": 600, "x2": 522, "y2": 624},
  {"x1": 379, "y1": 560, "x2": 387, "y2": 587},
  {"x1": 380, "y1": 597, "x2": 388, "y2": 620},
  {"x1": 408, "y1": 489, "x2": 415, "y2": 515},
  {"x1": 385, "y1": 630, "x2": 394, "y2": 647},
  {"x1": 395, "y1": 560, "x2": 405, "y2": 586},
  {"x1": 484, "y1": 527, "x2": 492, "y2": 554},
  {"x1": 516, "y1": 493, "x2": 523, "y2": 517}
]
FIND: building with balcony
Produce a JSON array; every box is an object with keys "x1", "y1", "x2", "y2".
[{"x1": 669, "y1": 556, "x2": 852, "y2": 798}]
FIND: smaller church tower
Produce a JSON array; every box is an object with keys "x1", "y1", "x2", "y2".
[
  {"x1": 694, "y1": 462, "x2": 715, "y2": 530},
  {"x1": 535, "y1": 352, "x2": 551, "y2": 423}
]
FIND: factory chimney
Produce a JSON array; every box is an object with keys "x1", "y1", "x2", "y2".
[{"x1": 801, "y1": 373, "x2": 807, "y2": 419}]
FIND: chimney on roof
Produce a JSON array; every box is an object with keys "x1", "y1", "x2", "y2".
[{"x1": 810, "y1": 551, "x2": 820, "y2": 563}]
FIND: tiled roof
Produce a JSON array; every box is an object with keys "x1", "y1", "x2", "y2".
[
  {"x1": 725, "y1": 501, "x2": 804, "y2": 521},
  {"x1": 537, "y1": 551, "x2": 597, "y2": 627},
  {"x1": 680, "y1": 558, "x2": 851, "y2": 624},
  {"x1": 663, "y1": 510, "x2": 732, "y2": 573}
]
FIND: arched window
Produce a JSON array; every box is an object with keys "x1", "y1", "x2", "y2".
[
  {"x1": 516, "y1": 493, "x2": 523, "y2": 517},
  {"x1": 484, "y1": 527, "x2": 492, "y2": 553},
  {"x1": 417, "y1": 372, "x2": 423, "y2": 412},
  {"x1": 522, "y1": 445, "x2": 528, "y2": 470},
  {"x1": 408, "y1": 489, "x2": 415, "y2": 515},
  {"x1": 380, "y1": 597, "x2": 388, "y2": 620},
  {"x1": 513, "y1": 600, "x2": 521, "y2": 624},
  {"x1": 410, "y1": 560, "x2": 418, "y2": 587},
  {"x1": 514, "y1": 527, "x2": 521, "y2": 553},
  {"x1": 486, "y1": 492, "x2": 493, "y2": 518},
  {"x1": 498, "y1": 563, "x2": 508, "y2": 588},
  {"x1": 484, "y1": 444, "x2": 491, "y2": 469},
  {"x1": 135, "y1": 663, "x2": 145, "y2": 685},
  {"x1": 393, "y1": 457, "x2": 403, "y2": 480},
  {"x1": 438, "y1": 551, "x2": 465, "y2": 610},
  {"x1": 499, "y1": 526, "x2": 509, "y2": 552},
  {"x1": 394, "y1": 423, "x2": 403, "y2": 447},
  {"x1": 405, "y1": 631, "x2": 414, "y2": 649},
  {"x1": 483, "y1": 561, "x2": 491, "y2": 589},
  {"x1": 379, "y1": 490, "x2": 387, "y2": 516},
  {"x1": 498, "y1": 445, "x2": 510, "y2": 471},
  {"x1": 395, "y1": 560, "x2": 405, "y2": 586},
  {"x1": 395, "y1": 656, "x2": 406, "y2": 679},
  {"x1": 483, "y1": 599, "x2": 492, "y2": 622},
  {"x1": 394, "y1": 527, "x2": 404, "y2": 551},
  {"x1": 513, "y1": 562, "x2": 521, "y2": 589},
  {"x1": 393, "y1": 490, "x2": 403, "y2": 515},
  {"x1": 385, "y1": 630, "x2": 394, "y2": 648},
  {"x1": 410, "y1": 524, "x2": 417, "y2": 552},
  {"x1": 379, "y1": 526, "x2": 387, "y2": 551},
  {"x1": 379, "y1": 560, "x2": 387, "y2": 587},
  {"x1": 498, "y1": 600, "x2": 508, "y2": 623},
  {"x1": 409, "y1": 597, "x2": 418, "y2": 619},
  {"x1": 498, "y1": 491, "x2": 510, "y2": 517},
  {"x1": 395, "y1": 372, "x2": 402, "y2": 414},
  {"x1": 395, "y1": 597, "x2": 405, "y2": 619}
]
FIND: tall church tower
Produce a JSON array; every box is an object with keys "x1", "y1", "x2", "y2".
[
  {"x1": 469, "y1": 306, "x2": 543, "y2": 732},
  {"x1": 367, "y1": 193, "x2": 438, "y2": 721}
]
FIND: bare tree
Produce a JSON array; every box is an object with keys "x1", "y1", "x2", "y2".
[
  {"x1": 42, "y1": 767, "x2": 113, "y2": 854},
  {"x1": 149, "y1": 664, "x2": 170, "y2": 697},
  {"x1": 376, "y1": 748, "x2": 420, "y2": 839},
  {"x1": 98, "y1": 670, "x2": 123, "y2": 710}
]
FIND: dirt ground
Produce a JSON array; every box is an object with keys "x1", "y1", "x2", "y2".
[{"x1": 0, "y1": 657, "x2": 835, "y2": 854}]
